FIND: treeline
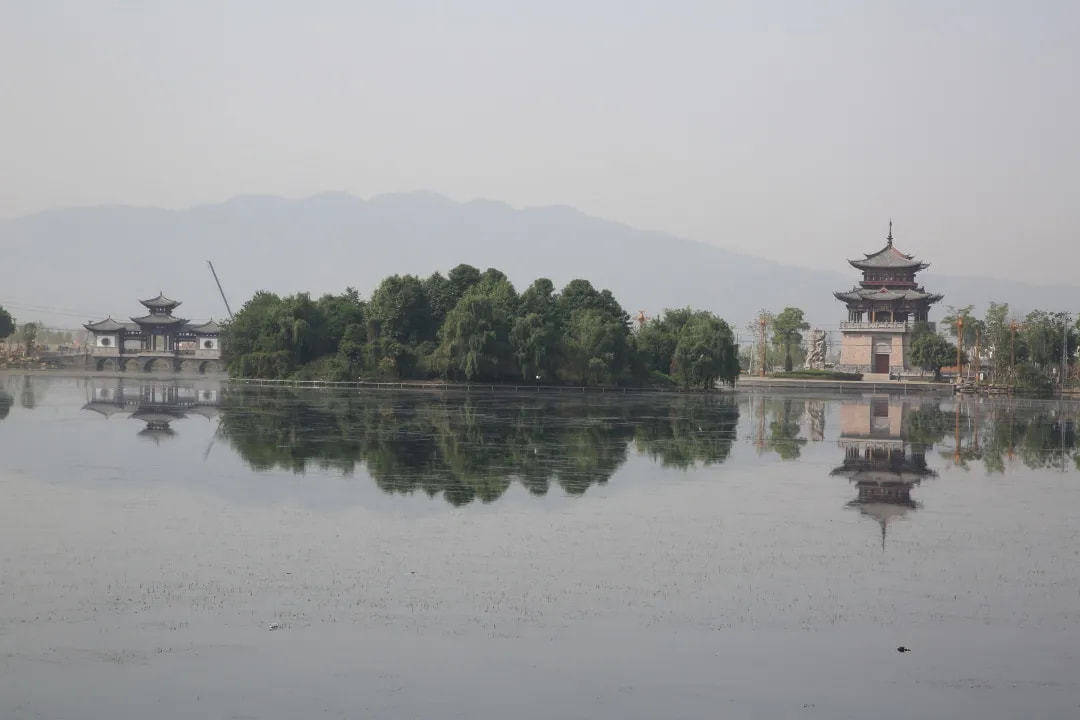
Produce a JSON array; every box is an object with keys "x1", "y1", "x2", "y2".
[
  {"x1": 918, "y1": 304, "x2": 1080, "y2": 390},
  {"x1": 223, "y1": 264, "x2": 739, "y2": 388}
]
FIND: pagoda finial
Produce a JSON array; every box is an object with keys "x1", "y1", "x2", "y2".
[{"x1": 887, "y1": 219, "x2": 893, "y2": 246}]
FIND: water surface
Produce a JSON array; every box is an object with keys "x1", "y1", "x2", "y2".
[{"x1": 2, "y1": 374, "x2": 1078, "y2": 718}]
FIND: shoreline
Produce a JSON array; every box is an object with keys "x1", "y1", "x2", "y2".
[{"x1": 8, "y1": 368, "x2": 1078, "y2": 400}]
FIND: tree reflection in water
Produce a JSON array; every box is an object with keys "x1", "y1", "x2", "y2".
[
  {"x1": 947, "y1": 398, "x2": 1078, "y2": 472},
  {"x1": 218, "y1": 388, "x2": 740, "y2": 505}
]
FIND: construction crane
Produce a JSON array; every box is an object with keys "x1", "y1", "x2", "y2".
[{"x1": 206, "y1": 260, "x2": 234, "y2": 320}]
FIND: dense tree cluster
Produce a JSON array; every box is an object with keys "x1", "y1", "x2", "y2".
[
  {"x1": 941, "y1": 303, "x2": 1080, "y2": 390},
  {"x1": 223, "y1": 265, "x2": 739, "y2": 388}
]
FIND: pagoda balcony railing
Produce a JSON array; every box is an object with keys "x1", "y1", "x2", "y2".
[{"x1": 840, "y1": 321, "x2": 910, "y2": 331}]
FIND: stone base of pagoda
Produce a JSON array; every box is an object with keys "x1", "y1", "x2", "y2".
[{"x1": 837, "y1": 326, "x2": 911, "y2": 375}]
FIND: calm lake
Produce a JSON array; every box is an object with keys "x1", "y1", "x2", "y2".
[{"x1": 2, "y1": 373, "x2": 1078, "y2": 719}]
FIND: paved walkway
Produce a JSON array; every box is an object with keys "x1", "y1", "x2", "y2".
[{"x1": 736, "y1": 375, "x2": 953, "y2": 394}]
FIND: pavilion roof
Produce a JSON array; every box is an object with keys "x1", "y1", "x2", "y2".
[
  {"x1": 131, "y1": 409, "x2": 185, "y2": 424},
  {"x1": 833, "y1": 288, "x2": 943, "y2": 303},
  {"x1": 81, "y1": 401, "x2": 128, "y2": 418},
  {"x1": 848, "y1": 225, "x2": 929, "y2": 271},
  {"x1": 83, "y1": 317, "x2": 127, "y2": 332},
  {"x1": 186, "y1": 319, "x2": 222, "y2": 334},
  {"x1": 130, "y1": 314, "x2": 188, "y2": 326},
  {"x1": 139, "y1": 292, "x2": 182, "y2": 310}
]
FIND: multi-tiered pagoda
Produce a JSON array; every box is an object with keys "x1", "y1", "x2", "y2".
[{"x1": 833, "y1": 223, "x2": 943, "y2": 375}]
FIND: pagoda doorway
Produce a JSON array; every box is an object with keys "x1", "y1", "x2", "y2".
[{"x1": 874, "y1": 352, "x2": 890, "y2": 374}]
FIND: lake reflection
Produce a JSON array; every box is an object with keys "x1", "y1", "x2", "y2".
[
  {"x1": 3, "y1": 373, "x2": 1080, "y2": 719},
  {"x1": 217, "y1": 383, "x2": 740, "y2": 505},
  {"x1": 1, "y1": 375, "x2": 1071, "y2": 507},
  {"x1": 83, "y1": 381, "x2": 221, "y2": 441}
]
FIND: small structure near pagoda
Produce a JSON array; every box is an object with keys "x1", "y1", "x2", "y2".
[
  {"x1": 833, "y1": 223, "x2": 943, "y2": 376},
  {"x1": 83, "y1": 293, "x2": 222, "y2": 373},
  {"x1": 803, "y1": 329, "x2": 827, "y2": 370}
]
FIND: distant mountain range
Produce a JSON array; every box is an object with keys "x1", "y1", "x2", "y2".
[{"x1": 2, "y1": 191, "x2": 1076, "y2": 335}]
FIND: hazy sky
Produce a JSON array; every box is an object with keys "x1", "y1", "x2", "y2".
[{"x1": 2, "y1": 1, "x2": 1078, "y2": 283}]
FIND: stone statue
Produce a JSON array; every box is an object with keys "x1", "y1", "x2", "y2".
[{"x1": 804, "y1": 329, "x2": 827, "y2": 370}]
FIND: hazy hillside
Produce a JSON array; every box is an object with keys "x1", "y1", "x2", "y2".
[{"x1": 2, "y1": 192, "x2": 1076, "y2": 335}]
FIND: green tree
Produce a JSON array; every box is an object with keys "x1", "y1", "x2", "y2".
[
  {"x1": 315, "y1": 289, "x2": 365, "y2": 355},
  {"x1": 21, "y1": 322, "x2": 38, "y2": 355},
  {"x1": 435, "y1": 294, "x2": 501, "y2": 380},
  {"x1": 635, "y1": 308, "x2": 695, "y2": 380},
  {"x1": 771, "y1": 307, "x2": 809, "y2": 372},
  {"x1": 563, "y1": 308, "x2": 630, "y2": 385},
  {"x1": 982, "y1": 302, "x2": 1011, "y2": 383},
  {"x1": 1020, "y1": 310, "x2": 1077, "y2": 379},
  {"x1": 670, "y1": 312, "x2": 738, "y2": 389},
  {"x1": 0, "y1": 306, "x2": 14, "y2": 341},
  {"x1": 941, "y1": 305, "x2": 985, "y2": 348},
  {"x1": 367, "y1": 274, "x2": 435, "y2": 345},
  {"x1": 910, "y1": 332, "x2": 955, "y2": 379},
  {"x1": 447, "y1": 263, "x2": 482, "y2": 301}
]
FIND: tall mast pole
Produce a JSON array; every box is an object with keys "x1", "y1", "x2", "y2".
[{"x1": 207, "y1": 261, "x2": 234, "y2": 321}]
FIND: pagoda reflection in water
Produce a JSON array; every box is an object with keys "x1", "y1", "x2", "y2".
[
  {"x1": 830, "y1": 397, "x2": 936, "y2": 549},
  {"x1": 82, "y1": 380, "x2": 220, "y2": 441}
]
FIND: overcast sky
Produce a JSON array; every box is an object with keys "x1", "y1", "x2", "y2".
[{"x1": 2, "y1": 1, "x2": 1078, "y2": 283}]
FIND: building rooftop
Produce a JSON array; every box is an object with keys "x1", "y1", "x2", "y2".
[
  {"x1": 130, "y1": 314, "x2": 188, "y2": 326},
  {"x1": 139, "y1": 293, "x2": 182, "y2": 311},
  {"x1": 833, "y1": 288, "x2": 944, "y2": 303},
  {"x1": 848, "y1": 224, "x2": 930, "y2": 272},
  {"x1": 83, "y1": 317, "x2": 127, "y2": 332},
  {"x1": 186, "y1": 319, "x2": 222, "y2": 334}
]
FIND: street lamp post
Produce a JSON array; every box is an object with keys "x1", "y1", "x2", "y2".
[{"x1": 956, "y1": 315, "x2": 964, "y2": 385}]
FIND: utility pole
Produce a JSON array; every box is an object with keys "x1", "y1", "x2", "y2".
[
  {"x1": 1010, "y1": 321, "x2": 1018, "y2": 380},
  {"x1": 759, "y1": 315, "x2": 767, "y2": 377},
  {"x1": 974, "y1": 326, "x2": 981, "y2": 385},
  {"x1": 1061, "y1": 312, "x2": 1070, "y2": 394},
  {"x1": 956, "y1": 315, "x2": 964, "y2": 385}
]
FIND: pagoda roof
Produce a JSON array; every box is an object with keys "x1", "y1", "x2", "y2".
[
  {"x1": 81, "y1": 401, "x2": 128, "y2": 418},
  {"x1": 186, "y1": 319, "x2": 222, "y2": 334},
  {"x1": 139, "y1": 293, "x2": 182, "y2": 310},
  {"x1": 848, "y1": 225, "x2": 929, "y2": 271},
  {"x1": 130, "y1": 314, "x2": 188, "y2": 326},
  {"x1": 84, "y1": 317, "x2": 127, "y2": 332},
  {"x1": 131, "y1": 409, "x2": 185, "y2": 424},
  {"x1": 833, "y1": 288, "x2": 943, "y2": 303}
]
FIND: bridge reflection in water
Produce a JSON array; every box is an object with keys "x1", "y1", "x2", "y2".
[{"x1": 82, "y1": 380, "x2": 220, "y2": 441}]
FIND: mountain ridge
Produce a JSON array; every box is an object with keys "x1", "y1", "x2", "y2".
[{"x1": 1, "y1": 191, "x2": 1075, "y2": 333}]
